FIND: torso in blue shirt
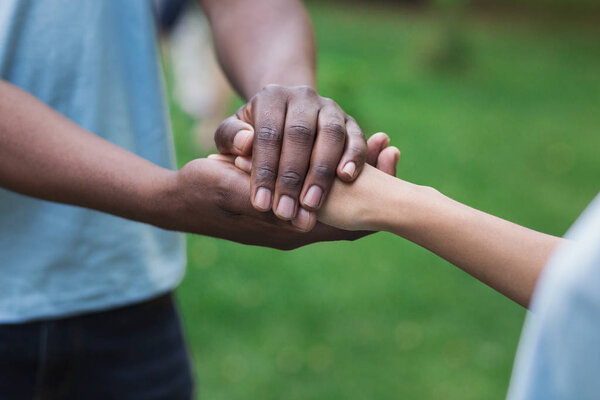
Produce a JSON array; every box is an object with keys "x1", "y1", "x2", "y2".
[{"x1": 0, "y1": 0, "x2": 185, "y2": 322}]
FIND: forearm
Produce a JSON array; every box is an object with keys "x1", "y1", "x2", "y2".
[
  {"x1": 0, "y1": 80, "x2": 173, "y2": 225},
  {"x1": 0, "y1": 81, "x2": 368, "y2": 250},
  {"x1": 382, "y1": 182, "x2": 562, "y2": 307},
  {"x1": 200, "y1": 0, "x2": 316, "y2": 98},
  {"x1": 322, "y1": 165, "x2": 564, "y2": 307}
]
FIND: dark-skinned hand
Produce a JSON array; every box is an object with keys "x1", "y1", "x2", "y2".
[
  {"x1": 214, "y1": 84, "x2": 369, "y2": 224},
  {"x1": 164, "y1": 133, "x2": 399, "y2": 251}
]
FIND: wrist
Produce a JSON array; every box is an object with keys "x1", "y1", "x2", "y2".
[
  {"x1": 319, "y1": 165, "x2": 438, "y2": 234},
  {"x1": 366, "y1": 177, "x2": 442, "y2": 235},
  {"x1": 137, "y1": 168, "x2": 181, "y2": 230},
  {"x1": 251, "y1": 75, "x2": 316, "y2": 100}
]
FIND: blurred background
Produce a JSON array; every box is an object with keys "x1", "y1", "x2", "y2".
[{"x1": 162, "y1": 0, "x2": 600, "y2": 398}]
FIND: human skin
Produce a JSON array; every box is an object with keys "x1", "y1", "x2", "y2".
[
  {"x1": 234, "y1": 153, "x2": 564, "y2": 307},
  {"x1": 0, "y1": 81, "x2": 399, "y2": 249},
  {"x1": 0, "y1": 0, "x2": 374, "y2": 249},
  {"x1": 320, "y1": 165, "x2": 564, "y2": 307},
  {"x1": 200, "y1": 0, "x2": 370, "y2": 224}
]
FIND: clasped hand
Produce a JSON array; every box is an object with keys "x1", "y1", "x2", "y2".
[{"x1": 166, "y1": 85, "x2": 399, "y2": 250}]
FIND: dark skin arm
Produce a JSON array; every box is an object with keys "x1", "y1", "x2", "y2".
[
  {"x1": 199, "y1": 0, "x2": 368, "y2": 227},
  {"x1": 0, "y1": 0, "x2": 374, "y2": 247},
  {"x1": 0, "y1": 81, "x2": 395, "y2": 249},
  {"x1": 199, "y1": 0, "x2": 316, "y2": 96}
]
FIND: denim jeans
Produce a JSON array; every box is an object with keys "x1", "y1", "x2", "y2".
[{"x1": 0, "y1": 293, "x2": 194, "y2": 400}]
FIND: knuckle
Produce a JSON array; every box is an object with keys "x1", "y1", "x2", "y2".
[
  {"x1": 279, "y1": 170, "x2": 303, "y2": 190},
  {"x1": 295, "y1": 85, "x2": 316, "y2": 96},
  {"x1": 321, "y1": 122, "x2": 346, "y2": 141},
  {"x1": 322, "y1": 98, "x2": 342, "y2": 112},
  {"x1": 262, "y1": 83, "x2": 283, "y2": 94},
  {"x1": 321, "y1": 97, "x2": 335, "y2": 106},
  {"x1": 255, "y1": 165, "x2": 277, "y2": 184},
  {"x1": 311, "y1": 164, "x2": 335, "y2": 181},
  {"x1": 256, "y1": 126, "x2": 282, "y2": 148},
  {"x1": 287, "y1": 123, "x2": 314, "y2": 145},
  {"x1": 348, "y1": 143, "x2": 368, "y2": 158},
  {"x1": 349, "y1": 125, "x2": 365, "y2": 138}
]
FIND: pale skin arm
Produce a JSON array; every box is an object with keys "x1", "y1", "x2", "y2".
[{"x1": 318, "y1": 164, "x2": 564, "y2": 308}]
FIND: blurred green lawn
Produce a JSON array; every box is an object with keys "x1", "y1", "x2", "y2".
[{"x1": 167, "y1": 3, "x2": 600, "y2": 399}]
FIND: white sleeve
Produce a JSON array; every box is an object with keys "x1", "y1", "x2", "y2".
[{"x1": 507, "y1": 193, "x2": 600, "y2": 400}]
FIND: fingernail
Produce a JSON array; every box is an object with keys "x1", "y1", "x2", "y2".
[
  {"x1": 276, "y1": 195, "x2": 296, "y2": 220},
  {"x1": 383, "y1": 135, "x2": 391, "y2": 146},
  {"x1": 233, "y1": 130, "x2": 253, "y2": 153},
  {"x1": 292, "y1": 208, "x2": 313, "y2": 231},
  {"x1": 234, "y1": 156, "x2": 252, "y2": 173},
  {"x1": 303, "y1": 185, "x2": 323, "y2": 208},
  {"x1": 254, "y1": 187, "x2": 272, "y2": 211},
  {"x1": 342, "y1": 162, "x2": 356, "y2": 178}
]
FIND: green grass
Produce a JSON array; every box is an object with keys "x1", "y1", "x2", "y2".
[{"x1": 168, "y1": 4, "x2": 600, "y2": 399}]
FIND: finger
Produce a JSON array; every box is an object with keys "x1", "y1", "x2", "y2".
[
  {"x1": 299, "y1": 104, "x2": 346, "y2": 211},
  {"x1": 291, "y1": 207, "x2": 317, "y2": 232},
  {"x1": 366, "y1": 132, "x2": 391, "y2": 166},
  {"x1": 250, "y1": 94, "x2": 287, "y2": 212},
  {"x1": 234, "y1": 156, "x2": 252, "y2": 174},
  {"x1": 273, "y1": 102, "x2": 319, "y2": 220},
  {"x1": 337, "y1": 117, "x2": 367, "y2": 182},
  {"x1": 207, "y1": 154, "x2": 236, "y2": 164},
  {"x1": 223, "y1": 165, "x2": 307, "y2": 232},
  {"x1": 214, "y1": 113, "x2": 255, "y2": 156},
  {"x1": 376, "y1": 146, "x2": 401, "y2": 176}
]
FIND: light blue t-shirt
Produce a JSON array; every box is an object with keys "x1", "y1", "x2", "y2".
[
  {"x1": 507, "y1": 193, "x2": 600, "y2": 399},
  {"x1": 0, "y1": 1, "x2": 185, "y2": 322}
]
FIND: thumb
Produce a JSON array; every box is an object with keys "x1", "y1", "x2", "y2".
[
  {"x1": 366, "y1": 132, "x2": 391, "y2": 166},
  {"x1": 214, "y1": 114, "x2": 255, "y2": 156},
  {"x1": 376, "y1": 146, "x2": 400, "y2": 177}
]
